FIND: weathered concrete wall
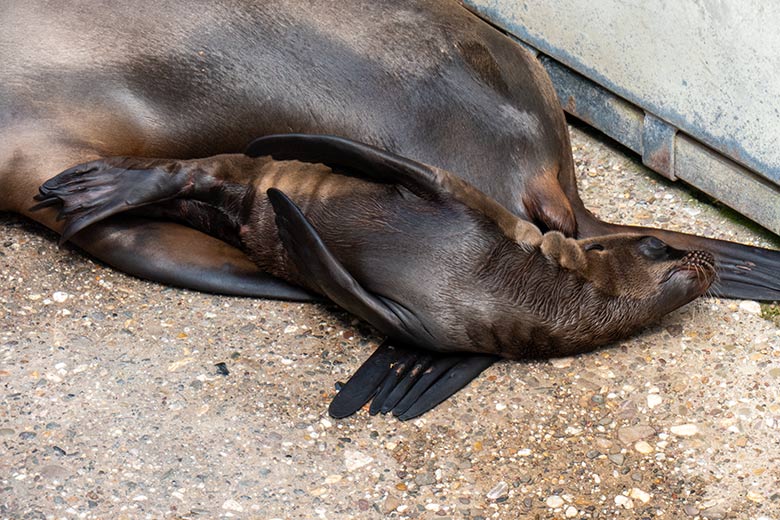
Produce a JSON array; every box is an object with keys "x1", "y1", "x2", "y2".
[{"x1": 466, "y1": 0, "x2": 780, "y2": 235}]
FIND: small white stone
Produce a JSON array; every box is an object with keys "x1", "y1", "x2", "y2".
[
  {"x1": 551, "y1": 357, "x2": 573, "y2": 368},
  {"x1": 647, "y1": 394, "x2": 662, "y2": 409},
  {"x1": 517, "y1": 448, "x2": 532, "y2": 457},
  {"x1": 546, "y1": 495, "x2": 564, "y2": 508},
  {"x1": 52, "y1": 291, "x2": 69, "y2": 303},
  {"x1": 614, "y1": 495, "x2": 633, "y2": 509},
  {"x1": 204, "y1": 312, "x2": 217, "y2": 319},
  {"x1": 739, "y1": 300, "x2": 761, "y2": 315},
  {"x1": 283, "y1": 324, "x2": 299, "y2": 334},
  {"x1": 629, "y1": 488, "x2": 651, "y2": 503},
  {"x1": 425, "y1": 503, "x2": 440, "y2": 512},
  {"x1": 565, "y1": 505, "x2": 578, "y2": 517},
  {"x1": 746, "y1": 490, "x2": 763, "y2": 503},
  {"x1": 320, "y1": 418, "x2": 332, "y2": 428},
  {"x1": 344, "y1": 450, "x2": 373, "y2": 471},
  {"x1": 486, "y1": 481, "x2": 508, "y2": 500},
  {"x1": 495, "y1": 403, "x2": 506, "y2": 411},
  {"x1": 634, "y1": 441, "x2": 653, "y2": 454},
  {"x1": 324, "y1": 474, "x2": 342, "y2": 484},
  {"x1": 132, "y1": 495, "x2": 148, "y2": 502},
  {"x1": 222, "y1": 499, "x2": 243, "y2": 512},
  {"x1": 670, "y1": 424, "x2": 699, "y2": 436}
]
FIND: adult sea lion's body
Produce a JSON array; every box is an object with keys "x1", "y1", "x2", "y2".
[
  {"x1": 34, "y1": 134, "x2": 716, "y2": 419},
  {"x1": 2, "y1": 0, "x2": 778, "y2": 301}
]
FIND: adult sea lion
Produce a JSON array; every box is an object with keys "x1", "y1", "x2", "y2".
[
  {"x1": 32, "y1": 134, "x2": 717, "y2": 419},
  {"x1": 2, "y1": 0, "x2": 778, "y2": 301}
]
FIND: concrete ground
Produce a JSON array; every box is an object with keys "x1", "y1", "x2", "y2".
[{"x1": 2, "y1": 125, "x2": 779, "y2": 520}]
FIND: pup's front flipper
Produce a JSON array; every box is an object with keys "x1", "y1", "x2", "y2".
[
  {"x1": 267, "y1": 187, "x2": 499, "y2": 419},
  {"x1": 267, "y1": 187, "x2": 434, "y2": 346}
]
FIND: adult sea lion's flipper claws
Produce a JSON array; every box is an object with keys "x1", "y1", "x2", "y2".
[{"x1": 266, "y1": 187, "x2": 426, "y2": 345}]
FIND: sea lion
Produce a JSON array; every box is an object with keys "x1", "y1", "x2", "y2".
[
  {"x1": 2, "y1": 0, "x2": 778, "y2": 302},
  {"x1": 32, "y1": 134, "x2": 717, "y2": 419}
]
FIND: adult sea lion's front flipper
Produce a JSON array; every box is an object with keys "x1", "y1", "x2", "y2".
[
  {"x1": 266, "y1": 188, "x2": 498, "y2": 419},
  {"x1": 32, "y1": 160, "x2": 318, "y2": 301}
]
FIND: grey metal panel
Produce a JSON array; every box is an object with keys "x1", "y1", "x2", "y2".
[{"x1": 464, "y1": 0, "x2": 780, "y2": 234}]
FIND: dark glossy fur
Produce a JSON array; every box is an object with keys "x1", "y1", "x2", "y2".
[{"x1": 2, "y1": 0, "x2": 777, "y2": 300}]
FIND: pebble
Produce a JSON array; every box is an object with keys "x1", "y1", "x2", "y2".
[
  {"x1": 738, "y1": 300, "x2": 762, "y2": 315},
  {"x1": 701, "y1": 507, "x2": 726, "y2": 519},
  {"x1": 39, "y1": 465, "x2": 69, "y2": 481},
  {"x1": 383, "y1": 495, "x2": 400, "y2": 513},
  {"x1": 614, "y1": 495, "x2": 633, "y2": 509},
  {"x1": 629, "y1": 488, "x2": 650, "y2": 503},
  {"x1": 551, "y1": 357, "x2": 573, "y2": 368},
  {"x1": 222, "y1": 499, "x2": 243, "y2": 512},
  {"x1": 683, "y1": 504, "x2": 700, "y2": 516},
  {"x1": 486, "y1": 481, "x2": 508, "y2": 500},
  {"x1": 565, "y1": 505, "x2": 578, "y2": 517},
  {"x1": 52, "y1": 291, "x2": 69, "y2": 303},
  {"x1": 647, "y1": 394, "x2": 662, "y2": 408},
  {"x1": 608, "y1": 453, "x2": 625, "y2": 465},
  {"x1": 416, "y1": 472, "x2": 435, "y2": 486},
  {"x1": 344, "y1": 450, "x2": 373, "y2": 471},
  {"x1": 546, "y1": 495, "x2": 564, "y2": 508},
  {"x1": 746, "y1": 490, "x2": 763, "y2": 503},
  {"x1": 670, "y1": 424, "x2": 699, "y2": 436},
  {"x1": 617, "y1": 425, "x2": 655, "y2": 444},
  {"x1": 634, "y1": 441, "x2": 653, "y2": 454},
  {"x1": 324, "y1": 475, "x2": 342, "y2": 484}
]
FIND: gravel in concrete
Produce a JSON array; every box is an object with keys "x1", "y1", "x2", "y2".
[{"x1": 2, "y1": 126, "x2": 779, "y2": 519}]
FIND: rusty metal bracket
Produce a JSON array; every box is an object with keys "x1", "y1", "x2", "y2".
[{"x1": 641, "y1": 114, "x2": 677, "y2": 181}]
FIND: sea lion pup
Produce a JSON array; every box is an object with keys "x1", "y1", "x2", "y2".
[
  {"x1": 2, "y1": 0, "x2": 778, "y2": 303},
  {"x1": 33, "y1": 135, "x2": 716, "y2": 419}
]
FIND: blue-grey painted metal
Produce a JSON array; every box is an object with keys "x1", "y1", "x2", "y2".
[{"x1": 465, "y1": 0, "x2": 780, "y2": 235}]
